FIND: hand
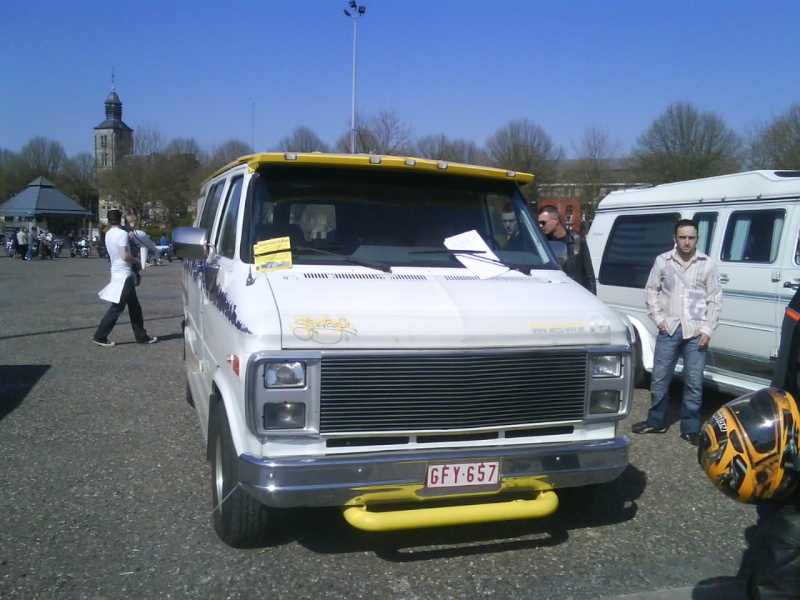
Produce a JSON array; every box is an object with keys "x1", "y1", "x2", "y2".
[
  {"x1": 657, "y1": 321, "x2": 667, "y2": 331},
  {"x1": 697, "y1": 333, "x2": 710, "y2": 348}
]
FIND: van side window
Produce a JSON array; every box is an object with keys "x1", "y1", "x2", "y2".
[
  {"x1": 217, "y1": 177, "x2": 244, "y2": 259},
  {"x1": 693, "y1": 212, "x2": 717, "y2": 255},
  {"x1": 199, "y1": 181, "x2": 225, "y2": 235},
  {"x1": 721, "y1": 210, "x2": 785, "y2": 263},
  {"x1": 599, "y1": 213, "x2": 679, "y2": 288}
]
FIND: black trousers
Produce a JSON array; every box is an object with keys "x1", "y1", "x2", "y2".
[{"x1": 94, "y1": 276, "x2": 149, "y2": 342}]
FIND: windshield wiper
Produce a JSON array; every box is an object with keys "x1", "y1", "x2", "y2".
[
  {"x1": 411, "y1": 248, "x2": 532, "y2": 275},
  {"x1": 294, "y1": 246, "x2": 392, "y2": 273}
]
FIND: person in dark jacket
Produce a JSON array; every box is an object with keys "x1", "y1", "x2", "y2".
[
  {"x1": 698, "y1": 286, "x2": 800, "y2": 600},
  {"x1": 537, "y1": 205, "x2": 596, "y2": 294}
]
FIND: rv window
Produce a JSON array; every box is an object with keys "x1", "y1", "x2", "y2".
[
  {"x1": 693, "y1": 212, "x2": 717, "y2": 256},
  {"x1": 217, "y1": 177, "x2": 244, "y2": 259},
  {"x1": 199, "y1": 181, "x2": 225, "y2": 235},
  {"x1": 599, "y1": 213, "x2": 679, "y2": 289},
  {"x1": 721, "y1": 210, "x2": 785, "y2": 264}
]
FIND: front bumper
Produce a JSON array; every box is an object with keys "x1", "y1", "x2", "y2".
[{"x1": 238, "y1": 436, "x2": 629, "y2": 509}]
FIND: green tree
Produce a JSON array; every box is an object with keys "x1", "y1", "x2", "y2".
[
  {"x1": 748, "y1": 103, "x2": 800, "y2": 169},
  {"x1": 632, "y1": 102, "x2": 743, "y2": 183}
]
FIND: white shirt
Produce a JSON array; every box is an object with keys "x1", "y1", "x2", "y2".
[
  {"x1": 98, "y1": 227, "x2": 134, "y2": 304},
  {"x1": 106, "y1": 227, "x2": 133, "y2": 277},
  {"x1": 644, "y1": 249, "x2": 722, "y2": 339}
]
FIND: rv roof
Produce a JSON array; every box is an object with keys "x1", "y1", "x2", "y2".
[
  {"x1": 597, "y1": 170, "x2": 800, "y2": 211},
  {"x1": 205, "y1": 152, "x2": 534, "y2": 185}
]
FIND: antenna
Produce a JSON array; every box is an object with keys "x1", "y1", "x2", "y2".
[{"x1": 111, "y1": 66, "x2": 115, "y2": 90}]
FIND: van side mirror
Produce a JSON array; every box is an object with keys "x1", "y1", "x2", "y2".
[
  {"x1": 549, "y1": 240, "x2": 567, "y2": 267},
  {"x1": 172, "y1": 226, "x2": 209, "y2": 260}
]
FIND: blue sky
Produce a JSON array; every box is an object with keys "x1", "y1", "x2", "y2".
[{"x1": 2, "y1": 0, "x2": 799, "y2": 159}]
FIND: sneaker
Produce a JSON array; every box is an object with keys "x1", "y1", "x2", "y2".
[
  {"x1": 93, "y1": 339, "x2": 116, "y2": 348},
  {"x1": 632, "y1": 421, "x2": 667, "y2": 434},
  {"x1": 137, "y1": 336, "x2": 158, "y2": 344},
  {"x1": 681, "y1": 432, "x2": 700, "y2": 446}
]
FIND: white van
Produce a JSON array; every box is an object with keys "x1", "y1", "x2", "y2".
[
  {"x1": 173, "y1": 152, "x2": 633, "y2": 547},
  {"x1": 587, "y1": 170, "x2": 800, "y2": 395}
]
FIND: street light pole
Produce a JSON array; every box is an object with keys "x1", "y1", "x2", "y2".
[{"x1": 343, "y1": 2, "x2": 366, "y2": 154}]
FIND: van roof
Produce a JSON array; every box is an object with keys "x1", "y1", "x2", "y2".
[
  {"x1": 597, "y1": 170, "x2": 800, "y2": 211},
  {"x1": 205, "y1": 152, "x2": 534, "y2": 185}
]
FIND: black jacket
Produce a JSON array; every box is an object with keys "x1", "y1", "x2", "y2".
[
  {"x1": 747, "y1": 497, "x2": 800, "y2": 599},
  {"x1": 551, "y1": 229, "x2": 596, "y2": 295}
]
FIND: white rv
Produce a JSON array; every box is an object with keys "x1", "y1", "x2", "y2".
[{"x1": 587, "y1": 170, "x2": 800, "y2": 394}]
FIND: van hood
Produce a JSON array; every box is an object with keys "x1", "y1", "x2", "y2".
[{"x1": 262, "y1": 268, "x2": 626, "y2": 349}]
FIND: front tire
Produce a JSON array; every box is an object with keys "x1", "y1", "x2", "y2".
[{"x1": 210, "y1": 402, "x2": 270, "y2": 548}]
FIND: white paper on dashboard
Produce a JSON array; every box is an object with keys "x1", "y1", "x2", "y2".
[{"x1": 444, "y1": 230, "x2": 510, "y2": 279}]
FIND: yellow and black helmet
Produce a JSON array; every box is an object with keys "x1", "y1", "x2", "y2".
[{"x1": 698, "y1": 387, "x2": 800, "y2": 504}]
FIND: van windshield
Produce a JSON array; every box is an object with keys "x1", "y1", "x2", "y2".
[{"x1": 242, "y1": 166, "x2": 557, "y2": 271}]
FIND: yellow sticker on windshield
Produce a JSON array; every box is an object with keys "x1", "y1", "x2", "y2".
[{"x1": 253, "y1": 236, "x2": 293, "y2": 273}]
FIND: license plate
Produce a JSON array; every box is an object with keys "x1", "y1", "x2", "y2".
[{"x1": 426, "y1": 461, "x2": 500, "y2": 489}]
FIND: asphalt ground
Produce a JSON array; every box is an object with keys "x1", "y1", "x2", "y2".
[{"x1": 0, "y1": 254, "x2": 756, "y2": 599}]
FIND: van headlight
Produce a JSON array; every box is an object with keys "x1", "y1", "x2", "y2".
[
  {"x1": 590, "y1": 390, "x2": 621, "y2": 414},
  {"x1": 591, "y1": 355, "x2": 622, "y2": 378},
  {"x1": 264, "y1": 402, "x2": 306, "y2": 429},
  {"x1": 264, "y1": 361, "x2": 306, "y2": 388}
]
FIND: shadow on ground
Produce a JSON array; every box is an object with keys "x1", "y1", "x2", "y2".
[
  {"x1": 251, "y1": 464, "x2": 647, "y2": 562},
  {"x1": 0, "y1": 364, "x2": 50, "y2": 420}
]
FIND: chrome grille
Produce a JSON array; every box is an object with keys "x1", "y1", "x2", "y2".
[{"x1": 319, "y1": 351, "x2": 587, "y2": 433}]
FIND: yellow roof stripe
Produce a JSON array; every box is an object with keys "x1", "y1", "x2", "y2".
[{"x1": 207, "y1": 152, "x2": 534, "y2": 184}]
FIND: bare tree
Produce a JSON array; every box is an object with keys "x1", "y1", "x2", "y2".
[
  {"x1": 565, "y1": 126, "x2": 623, "y2": 222},
  {"x1": 133, "y1": 125, "x2": 165, "y2": 156},
  {"x1": 164, "y1": 137, "x2": 207, "y2": 161},
  {"x1": 334, "y1": 110, "x2": 413, "y2": 155},
  {"x1": 58, "y1": 152, "x2": 98, "y2": 211},
  {"x1": 415, "y1": 134, "x2": 489, "y2": 165},
  {"x1": 0, "y1": 148, "x2": 31, "y2": 202},
  {"x1": 748, "y1": 103, "x2": 800, "y2": 169},
  {"x1": 632, "y1": 102, "x2": 743, "y2": 183},
  {"x1": 277, "y1": 126, "x2": 330, "y2": 153},
  {"x1": 207, "y1": 139, "x2": 252, "y2": 174},
  {"x1": 19, "y1": 136, "x2": 67, "y2": 178},
  {"x1": 486, "y1": 119, "x2": 564, "y2": 199}
]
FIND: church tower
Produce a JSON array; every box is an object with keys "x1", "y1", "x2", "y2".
[
  {"x1": 93, "y1": 83, "x2": 133, "y2": 170},
  {"x1": 94, "y1": 75, "x2": 133, "y2": 223}
]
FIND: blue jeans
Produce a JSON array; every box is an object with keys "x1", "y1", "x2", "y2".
[{"x1": 647, "y1": 324, "x2": 707, "y2": 434}]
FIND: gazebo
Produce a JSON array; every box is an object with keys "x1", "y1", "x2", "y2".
[{"x1": 0, "y1": 177, "x2": 92, "y2": 238}]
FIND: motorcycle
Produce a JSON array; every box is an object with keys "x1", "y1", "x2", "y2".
[
  {"x1": 51, "y1": 238, "x2": 64, "y2": 258},
  {"x1": 96, "y1": 240, "x2": 109, "y2": 259},
  {"x1": 155, "y1": 243, "x2": 174, "y2": 263},
  {"x1": 4, "y1": 239, "x2": 14, "y2": 257},
  {"x1": 71, "y1": 237, "x2": 91, "y2": 258}
]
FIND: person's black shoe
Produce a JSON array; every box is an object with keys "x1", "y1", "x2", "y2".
[
  {"x1": 136, "y1": 336, "x2": 158, "y2": 344},
  {"x1": 632, "y1": 421, "x2": 667, "y2": 434},
  {"x1": 681, "y1": 432, "x2": 700, "y2": 446},
  {"x1": 93, "y1": 339, "x2": 116, "y2": 348}
]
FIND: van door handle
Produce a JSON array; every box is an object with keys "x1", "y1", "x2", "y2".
[
  {"x1": 785, "y1": 279, "x2": 800, "y2": 290},
  {"x1": 719, "y1": 274, "x2": 729, "y2": 284}
]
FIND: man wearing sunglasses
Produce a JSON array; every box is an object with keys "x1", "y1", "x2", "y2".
[{"x1": 537, "y1": 205, "x2": 596, "y2": 294}]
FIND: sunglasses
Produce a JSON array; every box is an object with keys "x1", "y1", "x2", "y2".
[{"x1": 538, "y1": 218, "x2": 552, "y2": 226}]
